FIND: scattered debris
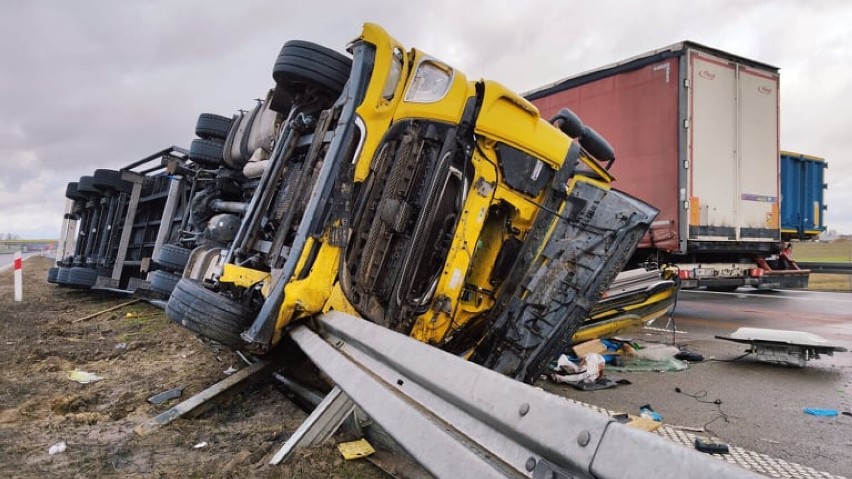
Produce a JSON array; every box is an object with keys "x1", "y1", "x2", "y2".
[
  {"x1": 67, "y1": 369, "x2": 104, "y2": 384},
  {"x1": 571, "y1": 339, "x2": 608, "y2": 357},
  {"x1": 611, "y1": 412, "x2": 661, "y2": 432},
  {"x1": 114, "y1": 342, "x2": 127, "y2": 350},
  {"x1": 694, "y1": 437, "x2": 729, "y2": 455},
  {"x1": 715, "y1": 327, "x2": 848, "y2": 367},
  {"x1": 609, "y1": 356, "x2": 688, "y2": 373},
  {"x1": 147, "y1": 387, "x2": 184, "y2": 405},
  {"x1": 669, "y1": 425, "x2": 707, "y2": 433},
  {"x1": 338, "y1": 439, "x2": 375, "y2": 460},
  {"x1": 632, "y1": 343, "x2": 679, "y2": 361},
  {"x1": 549, "y1": 353, "x2": 605, "y2": 384},
  {"x1": 48, "y1": 441, "x2": 67, "y2": 455},
  {"x1": 639, "y1": 404, "x2": 662, "y2": 422},
  {"x1": 193, "y1": 441, "x2": 208, "y2": 449},
  {"x1": 674, "y1": 350, "x2": 704, "y2": 362},
  {"x1": 803, "y1": 408, "x2": 838, "y2": 417},
  {"x1": 71, "y1": 299, "x2": 141, "y2": 323},
  {"x1": 223, "y1": 366, "x2": 238, "y2": 375}
]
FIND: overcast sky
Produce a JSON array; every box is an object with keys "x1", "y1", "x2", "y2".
[{"x1": 1, "y1": 0, "x2": 850, "y2": 239}]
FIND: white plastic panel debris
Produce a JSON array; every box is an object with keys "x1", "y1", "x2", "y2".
[{"x1": 715, "y1": 327, "x2": 847, "y2": 367}]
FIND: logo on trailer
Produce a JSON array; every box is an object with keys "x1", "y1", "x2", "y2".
[
  {"x1": 758, "y1": 86, "x2": 772, "y2": 95},
  {"x1": 698, "y1": 70, "x2": 715, "y2": 80}
]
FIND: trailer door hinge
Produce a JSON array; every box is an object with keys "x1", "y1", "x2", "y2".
[
  {"x1": 684, "y1": 160, "x2": 689, "y2": 169},
  {"x1": 684, "y1": 79, "x2": 690, "y2": 88},
  {"x1": 683, "y1": 119, "x2": 689, "y2": 129}
]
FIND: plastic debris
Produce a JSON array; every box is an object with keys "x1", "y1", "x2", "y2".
[
  {"x1": 338, "y1": 439, "x2": 375, "y2": 460},
  {"x1": 609, "y1": 356, "x2": 688, "y2": 373},
  {"x1": 193, "y1": 441, "x2": 208, "y2": 449},
  {"x1": 633, "y1": 344, "x2": 679, "y2": 361},
  {"x1": 48, "y1": 441, "x2": 67, "y2": 455},
  {"x1": 114, "y1": 342, "x2": 127, "y2": 350},
  {"x1": 223, "y1": 366, "x2": 238, "y2": 375},
  {"x1": 803, "y1": 408, "x2": 838, "y2": 417},
  {"x1": 549, "y1": 353, "x2": 605, "y2": 384},
  {"x1": 67, "y1": 369, "x2": 104, "y2": 384},
  {"x1": 639, "y1": 404, "x2": 663, "y2": 422}
]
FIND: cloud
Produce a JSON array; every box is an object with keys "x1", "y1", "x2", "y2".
[{"x1": 1, "y1": 0, "x2": 850, "y2": 236}]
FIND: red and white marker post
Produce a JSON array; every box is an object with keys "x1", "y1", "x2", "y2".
[{"x1": 14, "y1": 251, "x2": 23, "y2": 302}]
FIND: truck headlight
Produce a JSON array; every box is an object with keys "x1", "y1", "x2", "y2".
[
  {"x1": 404, "y1": 59, "x2": 452, "y2": 103},
  {"x1": 382, "y1": 48, "x2": 404, "y2": 100}
]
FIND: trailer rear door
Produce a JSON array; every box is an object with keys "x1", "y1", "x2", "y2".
[{"x1": 688, "y1": 50, "x2": 780, "y2": 243}]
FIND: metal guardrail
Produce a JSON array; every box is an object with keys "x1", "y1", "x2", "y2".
[
  {"x1": 288, "y1": 311, "x2": 762, "y2": 479},
  {"x1": 797, "y1": 262, "x2": 852, "y2": 274}
]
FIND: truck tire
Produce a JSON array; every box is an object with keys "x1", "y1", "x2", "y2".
[
  {"x1": 67, "y1": 267, "x2": 97, "y2": 287},
  {"x1": 579, "y1": 125, "x2": 615, "y2": 166},
  {"x1": 166, "y1": 279, "x2": 254, "y2": 347},
  {"x1": 77, "y1": 176, "x2": 99, "y2": 195},
  {"x1": 56, "y1": 267, "x2": 71, "y2": 285},
  {"x1": 66, "y1": 182, "x2": 86, "y2": 201},
  {"x1": 272, "y1": 40, "x2": 352, "y2": 99},
  {"x1": 92, "y1": 169, "x2": 132, "y2": 194},
  {"x1": 196, "y1": 113, "x2": 234, "y2": 141},
  {"x1": 189, "y1": 138, "x2": 224, "y2": 167},
  {"x1": 550, "y1": 108, "x2": 584, "y2": 138},
  {"x1": 155, "y1": 244, "x2": 191, "y2": 272},
  {"x1": 47, "y1": 267, "x2": 59, "y2": 284},
  {"x1": 150, "y1": 270, "x2": 180, "y2": 295}
]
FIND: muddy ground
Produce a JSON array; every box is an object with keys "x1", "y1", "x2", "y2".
[{"x1": 0, "y1": 256, "x2": 386, "y2": 478}]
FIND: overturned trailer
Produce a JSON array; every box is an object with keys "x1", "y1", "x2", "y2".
[{"x1": 49, "y1": 147, "x2": 194, "y2": 291}]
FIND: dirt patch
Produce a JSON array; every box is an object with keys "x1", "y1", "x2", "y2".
[{"x1": 0, "y1": 256, "x2": 386, "y2": 478}]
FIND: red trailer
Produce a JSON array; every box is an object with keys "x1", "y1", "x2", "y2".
[{"x1": 527, "y1": 42, "x2": 808, "y2": 290}]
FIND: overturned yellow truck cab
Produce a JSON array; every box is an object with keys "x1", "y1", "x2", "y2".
[{"x1": 167, "y1": 23, "x2": 658, "y2": 383}]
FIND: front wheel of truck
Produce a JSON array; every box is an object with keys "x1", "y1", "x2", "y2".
[
  {"x1": 272, "y1": 40, "x2": 352, "y2": 100},
  {"x1": 166, "y1": 279, "x2": 255, "y2": 347}
]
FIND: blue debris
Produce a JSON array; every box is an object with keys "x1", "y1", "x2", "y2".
[{"x1": 803, "y1": 408, "x2": 838, "y2": 417}]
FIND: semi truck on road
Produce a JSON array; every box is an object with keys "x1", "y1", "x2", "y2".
[{"x1": 527, "y1": 41, "x2": 809, "y2": 290}]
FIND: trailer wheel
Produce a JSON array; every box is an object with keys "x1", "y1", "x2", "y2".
[
  {"x1": 196, "y1": 113, "x2": 234, "y2": 141},
  {"x1": 66, "y1": 182, "x2": 87, "y2": 201},
  {"x1": 166, "y1": 279, "x2": 255, "y2": 347},
  {"x1": 47, "y1": 267, "x2": 59, "y2": 284},
  {"x1": 150, "y1": 270, "x2": 180, "y2": 295},
  {"x1": 92, "y1": 169, "x2": 132, "y2": 194},
  {"x1": 272, "y1": 40, "x2": 352, "y2": 99},
  {"x1": 67, "y1": 267, "x2": 97, "y2": 288},
  {"x1": 76, "y1": 176, "x2": 100, "y2": 195},
  {"x1": 56, "y1": 267, "x2": 71, "y2": 285},
  {"x1": 155, "y1": 244, "x2": 191, "y2": 273},
  {"x1": 189, "y1": 138, "x2": 224, "y2": 167}
]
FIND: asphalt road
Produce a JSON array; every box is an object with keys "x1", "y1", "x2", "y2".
[{"x1": 543, "y1": 288, "x2": 852, "y2": 477}]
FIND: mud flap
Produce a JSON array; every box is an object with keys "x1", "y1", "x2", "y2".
[{"x1": 472, "y1": 180, "x2": 658, "y2": 383}]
